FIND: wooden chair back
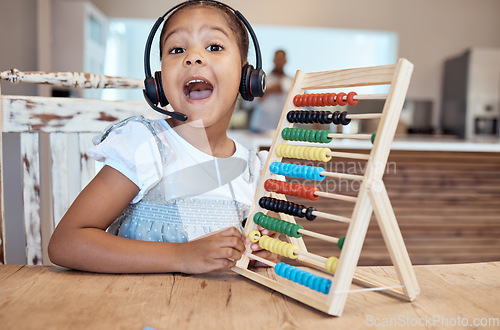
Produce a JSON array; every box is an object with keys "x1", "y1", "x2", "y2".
[{"x1": 0, "y1": 69, "x2": 158, "y2": 265}]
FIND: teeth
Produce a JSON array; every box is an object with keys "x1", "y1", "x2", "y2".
[{"x1": 186, "y1": 79, "x2": 205, "y2": 85}]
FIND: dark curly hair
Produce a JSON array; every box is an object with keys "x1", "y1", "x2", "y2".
[{"x1": 159, "y1": 0, "x2": 249, "y2": 65}]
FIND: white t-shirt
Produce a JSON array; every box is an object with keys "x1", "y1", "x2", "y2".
[
  {"x1": 89, "y1": 117, "x2": 265, "y2": 206},
  {"x1": 88, "y1": 117, "x2": 267, "y2": 242}
]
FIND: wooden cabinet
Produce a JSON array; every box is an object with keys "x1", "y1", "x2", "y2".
[{"x1": 287, "y1": 150, "x2": 500, "y2": 265}]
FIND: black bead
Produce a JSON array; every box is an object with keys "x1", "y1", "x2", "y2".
[
  {"x1": 258, "y1": 197, "x2": 266, "y2": 208},
  {"x1": 310, "y1": 111, "x2": 318, "y2": 123},
  {"x1": 332, "y1": 111, "x2": 341, "y2": 125},
  {"x1": 340, "y1": 111, "x2": 351, "y2": 125},
  {"x1": 305, "y1": 207, "x2": 317, "y2": 221}
]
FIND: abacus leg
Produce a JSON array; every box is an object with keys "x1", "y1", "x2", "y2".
[
  {"x1": 368, "y1": 180, "x2": 420, "y2": 300},
  {"x1": 326, "y1": 187, "x2": 374, "y2": 316}
]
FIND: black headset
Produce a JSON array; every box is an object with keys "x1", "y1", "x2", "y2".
[{"x1": 143, "y1": 0, "x2": 266, "y2": 121}]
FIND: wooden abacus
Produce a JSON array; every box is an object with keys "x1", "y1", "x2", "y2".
[{"x1": 233, "y1": 58, "x2": 420, "y2": 316}]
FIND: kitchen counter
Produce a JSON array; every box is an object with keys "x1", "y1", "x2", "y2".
[{"x1": 228, "y1": 129, "x2": 500, "y2": 152}]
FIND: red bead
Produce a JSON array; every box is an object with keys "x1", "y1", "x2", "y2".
[
  {"x1": 318, "y1": 94, "x2": 326, "y2": 107},
  {"x1": 264, "y1": 179, "x2": 277, "y2": 192},
  {"x1": 328, "y1": 93, "x2": 337, "y2": 106},
  {"x1": 313, "y1": 94, "x2": 321, "y2": 107},
  {"x1": 308, "y1": 187, "x2": 320, "y2": 201},
  {"x1": 297, "y1": 94, "x2": 304, "y2": 107},
  {"x1": 293, "y1": 94, "x2": 301, "y2": 107},
  {"x1": 336, "y1": 92, "x2": 347, "y2": 106},
  {"x1": 306, "y1": 94, "x2": 315, "y2": 107},
  {"x1": 346, "y1": 91, "x2": 359, "y2": 106}
]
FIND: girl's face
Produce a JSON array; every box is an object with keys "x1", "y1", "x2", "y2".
[{"x1": 161, "y1": 7, "x2": 242, "y2": 129}]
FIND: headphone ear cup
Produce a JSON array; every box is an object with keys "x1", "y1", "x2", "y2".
[
  {"x1": 144, "y1": 76, "x2": 159, "y2": 105},
  {"x1": 239, "y1": 64, "x2": 254, "y2": 101},
  {"x1": 250, "y1": 68, "x2": 266, "y2": 98},
  {"x1": 155, "y1": 71, "x2": 169, "y2": 107},
  {"x1": 240, "y1": 64, "x2": 267, "y2": 101},
  {"x1": 143, "y1": 72, "x2": 169, "y2": 107}
]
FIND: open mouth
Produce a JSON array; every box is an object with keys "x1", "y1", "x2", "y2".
[{"x1": 183, "y1": 79, "x2": 213, "y2": 100}]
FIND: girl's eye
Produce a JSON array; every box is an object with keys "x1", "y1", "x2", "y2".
[
  {"x1": 206, "y1": 44, "x2": 223, "y2": 52},
  {"x1": 169, "y1": 47, "x2": 185, "y2": 54}
]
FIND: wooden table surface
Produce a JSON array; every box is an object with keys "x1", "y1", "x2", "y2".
[{"x1": 0, "y1": 262, "x2": 499, "y2": 329}]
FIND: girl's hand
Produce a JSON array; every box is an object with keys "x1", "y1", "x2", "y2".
[
  {"x1": 178, "y1": 227, "x2": 245, "y2": 274},
  {"x1": 244, "y1": 225, "x2": 280, "y2": 267}
]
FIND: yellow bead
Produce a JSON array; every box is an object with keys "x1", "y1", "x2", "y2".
[
  {"x1": 275, "y1": 144, "x2": 332, "y2": 162},
  {"x1": 249, "y1": 230, "x2": 261, "y2": 243},
  {"x1": 325, "y1": 256, "x2": 338, "y2": 274},
  {"x1": 288, "y1": 245, "x2": 299, "y2": 259}
]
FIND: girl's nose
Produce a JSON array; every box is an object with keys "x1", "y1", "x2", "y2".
[{"x1": 184, "y1": 51, "x2": 205, "y2": 66}]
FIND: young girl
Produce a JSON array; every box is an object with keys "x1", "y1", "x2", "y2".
[{"x1": 48, "y1": 0, "x2": 277, "y2": 274}]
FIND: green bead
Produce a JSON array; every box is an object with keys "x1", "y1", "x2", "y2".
[
  {"x1": 337, "y1": 236, "x2": 345, "y2": 250},
  {"x1": 294, "y1": 224, "x2": 304, "y2": 238},
  {"x1": 281, "y1": 128, "x2": 290, "y2": 140},
  {"x1": 306, "y1": 130, "x2": 312, "y2": 142},
  {"x1": 253, "y1": 212, "x2": 264, "y2": 224},
  {"x1": 321, "y1": 130, "x2": 332, "y2": 143},
  {"x1": 371, "y1": 132, "x2": 376, "y2": 144},
  {"x1": 299, "y1": 129, "x2": 307, "y2": 141}
]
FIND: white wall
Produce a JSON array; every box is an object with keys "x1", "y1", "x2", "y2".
[
  {"x1": 0, "y1": 0, "x2": 38, "y2": 96},
  {"x1": 91, "y1": 0, "x2": 500, "y2": 127}
]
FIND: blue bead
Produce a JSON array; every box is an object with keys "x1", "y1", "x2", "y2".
[
  {"x1": 270, "y1": 162, "x2": 279, "y2": 174},
  {"x1": 315, "y1": 167, "x2": 326, "y2": 181},
  {"x1": 303, "y1": 272, "x2": 313, "y2": 288},
  {"x1": 295, "y1": 268, "x2": 305, "y2": 284},
  {"x1": 321, "y1": 279, "x2": 331, "y2": 294},
  {"x1": 275, "y1": 262, "x2": 283, "y2": 276},
  {"x1": 289, "y1": 267, "x2": 299, "y2": 283}
]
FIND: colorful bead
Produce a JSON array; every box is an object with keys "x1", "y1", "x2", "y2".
[
  {"x1": 269, "y1": 162, "x2": 325, "y2": 181},
  {"x1": 339, "y1": 111, "x2": 351, "y2": 125},
  {"x1": 325, "y1": 256, "x2": 339, "y2": 274},
  {"x1": 291, "y1": 92, "x2": 358, "y2": 109},
  {"x1": 293, "y1": 94, "x2": 301, "y2": 107},
  {"x1": 264, "y1": 179, "x2": 320, "y2": 201},
  {"x1": 281, "y1": 128, "x2": 332, "y2": 143},
  {"x1": 258, "y1": 197, "x2": 317, "y2": 221},
  {"x1": 276, "y1": 144, "x2": 332, "y2": 162},
  {"x1": 336, "y1": 92, "x2": 347, "y2": 106},
  {"x1": 346, "y1": 91, "x2": 359, "y2": 106},
  {"x1": 253, "y1": 211, "x2": 304, "y2": 237},
  {"x1": 287, "y1": 110, "x2": 333, "y2": 124},
  {"x1": 337, "y1": 236, "x2": 345, "y2": 250},
  {"x1": 274, "y1": 262, "x2": 331, "y2": 294},
  {"x1": 248, "y1": 230, "x2": 261, "y2": 243},
  {"x1": 258, "y1": 235, "x2": 299, "y2": 259}
]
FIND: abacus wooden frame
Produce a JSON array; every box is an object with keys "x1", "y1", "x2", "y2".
[{"x1": 233, "y1": 58, "x2": 420, "y2": 316}]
